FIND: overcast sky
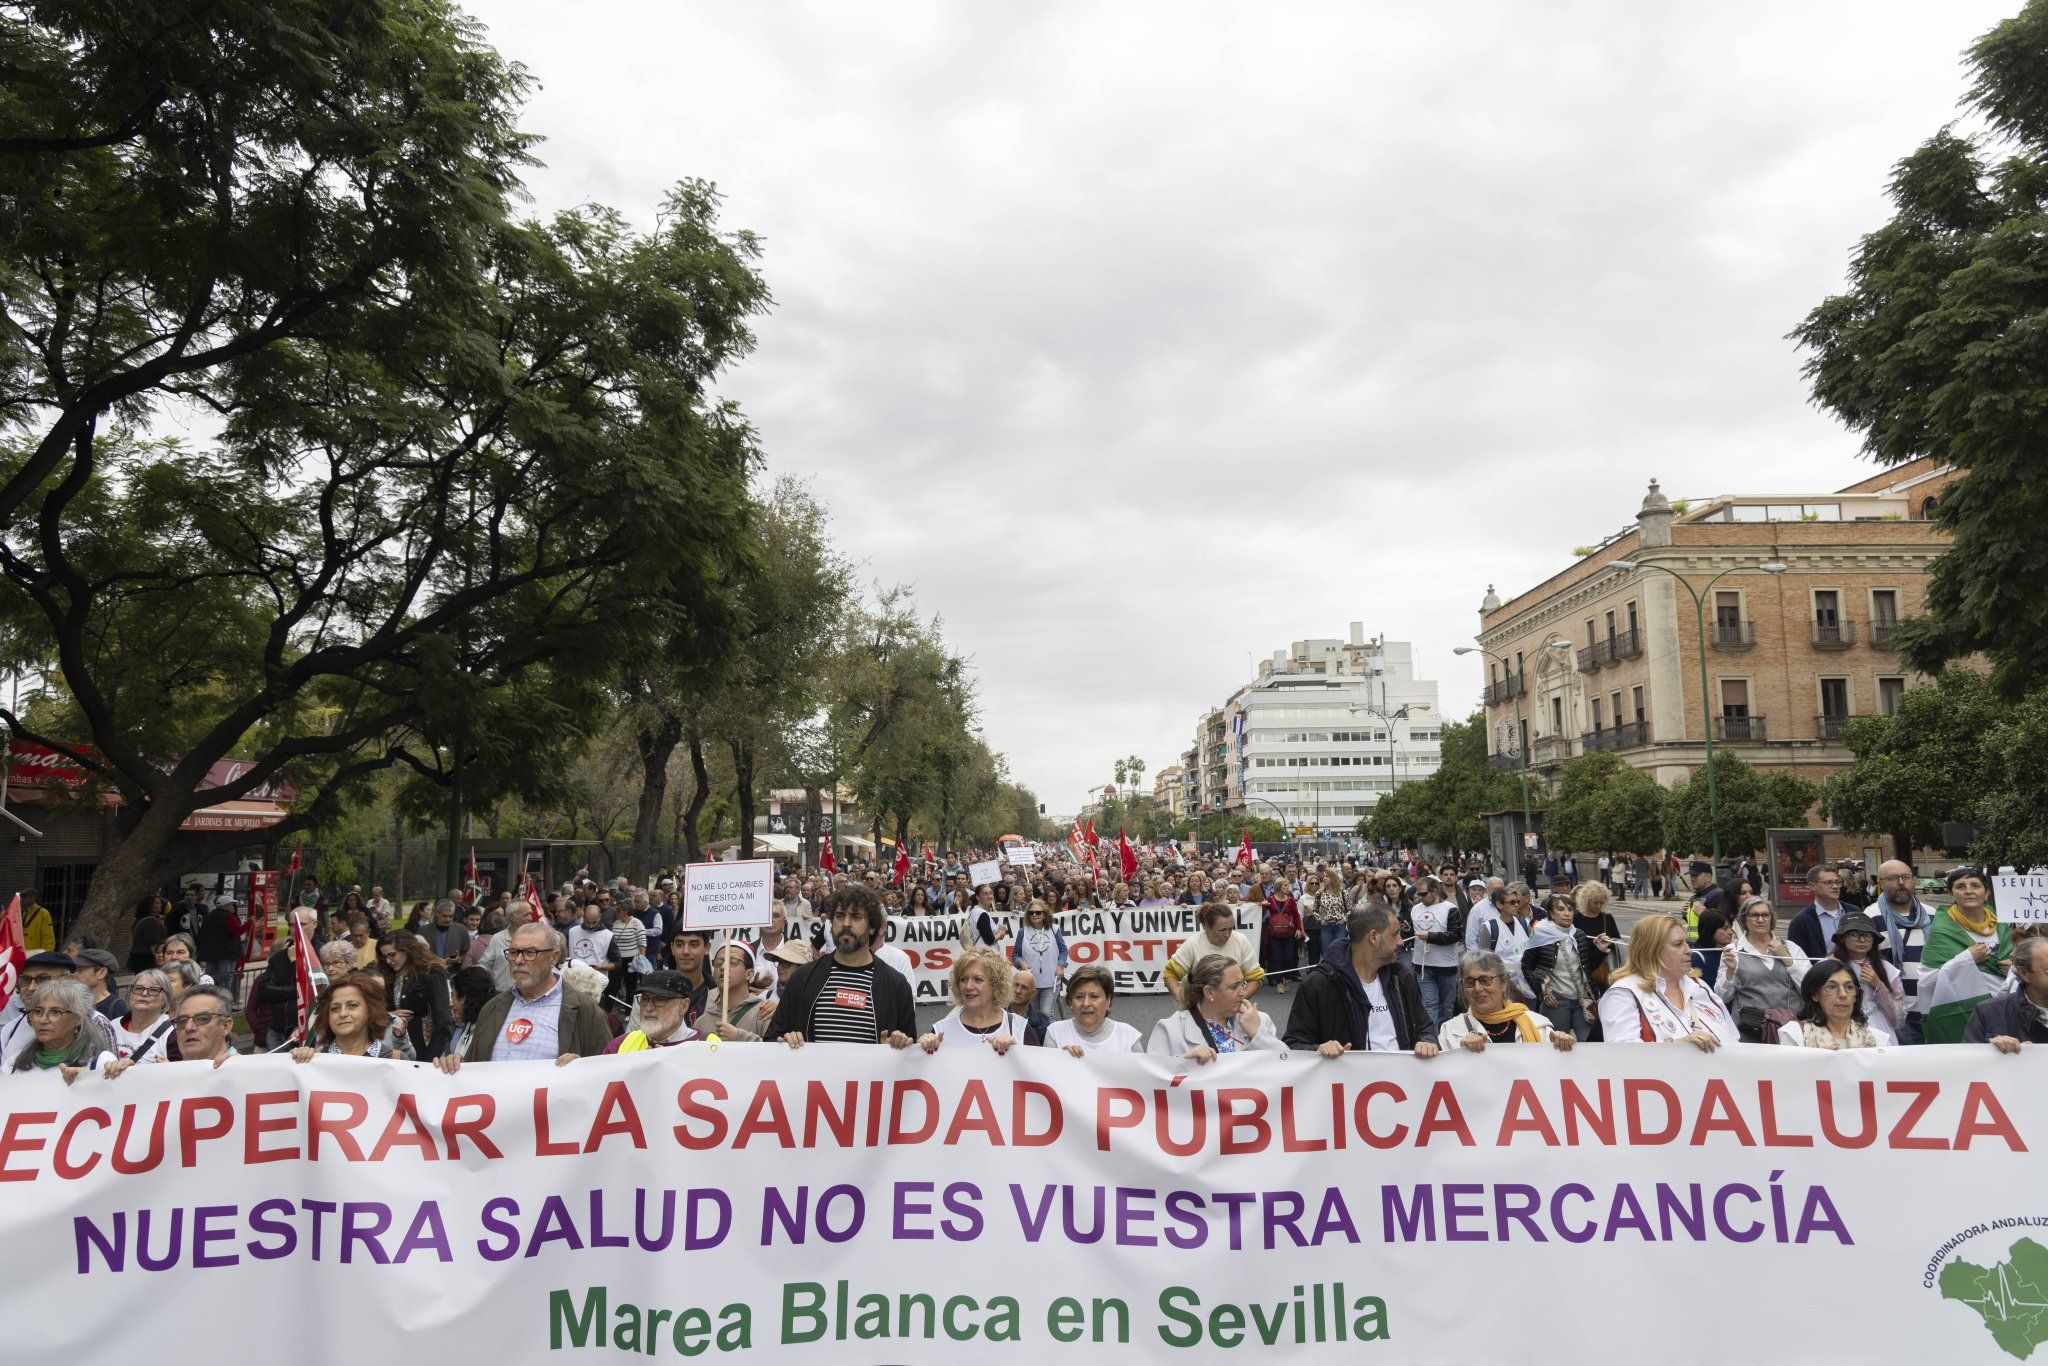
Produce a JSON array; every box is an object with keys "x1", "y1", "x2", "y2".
[{"x1": 469, "y1": 0, "x2": 2013, "y2": 820}]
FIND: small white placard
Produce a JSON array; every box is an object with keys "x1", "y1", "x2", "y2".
[
  {"x1": 1993, "y1": 873, "x2": 2048, "y2": 926},
  {"x1": 1004, "y1": 845, "x2": 1037, "y2": 866},
  {"x1": 683, "y1": 859, "x2": 776, "y2": 930},
  {"x1": 969, "y1": 859, "x2": 1003, "y2": 888}
]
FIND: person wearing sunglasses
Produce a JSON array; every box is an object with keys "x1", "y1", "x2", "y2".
[{"x1": 171, "y1": 985, "x2": 238, "y2": 1067}]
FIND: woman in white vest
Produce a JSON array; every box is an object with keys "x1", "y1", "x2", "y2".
[
  {"x1": 919, "y1": 946, "x2": 1040, "y2": 1053},
  {"x1": 1598, "y1": 913, "x2": 1738, "y2": 1049}
]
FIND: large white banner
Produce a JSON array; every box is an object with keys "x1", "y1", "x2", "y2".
[
  {"x1": 888, "y1": 905, "x2": 1263, "y2": 1003},
  {"x1": 2, "y1": 1047, "x2": 2042, "y2": 1362}
]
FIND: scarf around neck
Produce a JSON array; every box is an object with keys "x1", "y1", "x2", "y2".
[{"x1": 1472, "y1": 1002, "x2": 1543, "y2": 1043}]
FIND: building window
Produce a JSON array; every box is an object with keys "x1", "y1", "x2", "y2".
[
  {"x1": 1813, "y1": 590, "x2": 1841, "y2": 629},
  {"x1": 1878, "y1": 677, "x2": 1907, "y2": 715},
  {"x1": 1610, "y1": 691, "x2": 1623, "y2": 725},
  {"x1": 1627, "y1": 600, "x2": 1639, "y2": 636},
  {"x1": 1720, "y1": 679, "x2": 1750, "y2": 718},
  {"x1": 1631, "y1": 684, "x2": 1645, "y2": 723},
  {"x1": 1715, "y1": 591, "x2": 1741, "y2": 630},
  {"x1": 1819, "y1": 677, "x2": 1850, "y2": 719},
  {"x1": 36, "y1": 861, "x2": 95, "y2": 940},
  {"x1": 1871, "y1": 589, "x2": 1898, "y2": 626},
  {"x1": 1603, "y1": 609, "x2": 1616, "y2": 643},
  {"x1": 1551, "y1": 696, "x2": 1563, "y2": 734},
  {"x1": 1585, "y1": 619, "x2": 1596, "y2": 649},
  {"x1": 1591, "y1": 697, "x2": 1604, "y2": 731}
]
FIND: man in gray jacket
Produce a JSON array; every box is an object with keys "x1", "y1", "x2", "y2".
[{"x1": 438, "y1": 922, "x2": 611, "y2": 1069}]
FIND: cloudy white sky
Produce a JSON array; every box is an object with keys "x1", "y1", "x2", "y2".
[{"x1": 469, "y1": 0, "x2": 2013, "y2": 818}]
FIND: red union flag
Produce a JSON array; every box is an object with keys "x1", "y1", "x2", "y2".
[
  {"x1": 290, "y1": 909, "x2": 327, "y2": 1039},
  {"x1": 1117, "y1": 828, "x2": 1138, "y2": 883},
  {"x1": 0, "y1": 893, "x2": 23, "y2": 1016}
]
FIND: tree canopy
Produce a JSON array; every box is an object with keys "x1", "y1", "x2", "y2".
[
  {"x1": 1661, "y1": 752, "x2": 1819, "y2": 859},
  {"x1": 1363, "y1": 711, "x2": 1521, "y2": 855},
  {"x1": 1794, "y1": 0, "x2": 2048, "y2": 692}
]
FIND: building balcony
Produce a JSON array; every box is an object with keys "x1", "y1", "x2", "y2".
[
  {"x1": 1870, "y1": 619, "x2": 1900, "y2": 648},
  {"x1": 1486, "y1": 751, "x2": 1521, "y2": 772},
  {"x1": 1577, "y1": 641, "x2": 1609, "y2": 672},
  {"x1": 1580, "y1": 720, "x2": 1649, "y2": 753},
  {"x1": 1609, "y1": 628, "x2": 1643, "y2": 662},
  {"x1": 1815, "y1": 713, "x2": 1864, "y2": 742},
  {"x1": 1531, "y1": 735, "x2": 1572, "y2": 767},
  {"x1": 1812, "y1": 620, "x2": 1855, "y2": 650},
  {"x1": 1709, "y1": 621, "x2": 1755, "y2": 650},
  {"x1": 1482, "y1": 673, "x2": 1527, "y2": 706},
  {"x1": 1715, "y1": 715, "x2": 1767, "y2": 742}
]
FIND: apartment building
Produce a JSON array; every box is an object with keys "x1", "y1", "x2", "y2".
[{"x1": 1476, "y1": 458, "x2": 1956, "y2": 788}]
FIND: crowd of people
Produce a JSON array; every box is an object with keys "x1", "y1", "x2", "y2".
[{"x1": 4, "y1": 845, "x2": 2042, "y2": 1084}]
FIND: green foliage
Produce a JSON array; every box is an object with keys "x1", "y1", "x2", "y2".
[
  {"x1": 1543, "y1": 752, "x2": 1669, "y2": 856},
  {"x1": 1193, "y1": 812, "x2": 1283, "y2": 845},
  {"x1": 1825, "y1": 668, "x2": 2048, "y2": 865},
  {"x1": 1365, "y1": 712, "x2": 1522, "y2": 853},
  {"x1": 1662, "y1": 751, "x2": 1820, "y2": 858},
  {"x1": 1793, "y1": 2, "x2": 2048, "y2": 693}
]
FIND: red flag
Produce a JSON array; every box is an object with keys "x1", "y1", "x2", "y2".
[
  {"x1": 891, "y1": 843, "x2": 910, "y2": 886},
  {"x1": 0, "y1": 893, "x2": 24, "y2": 1017},
  {"x1": 463, "y1": 845, "x2": 478, "y2": 903},
  {"x1": 290, "y1": 909, "x2": 328, "y2": 1040},
  {"x1": 921, "y1": 842, "x2": 936, "y2": 868},
  {"x1": 1085, "y1": 818, "x2": 1099, "y2": 849},
  {"x1": 821, "y1": 842, "x2": 837, "y2": 874},
  {"x1": 1117, "y1": 828, "x2": 1137, "y2": 883},
  {"x1": 283, "y1": 839, "x2": 303, "y2": 876},
  {"x1": 1234, "y1": 829, "x2": 1255, "y2": 867}
]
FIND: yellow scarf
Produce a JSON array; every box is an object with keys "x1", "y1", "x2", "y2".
[
  {"x1": 1948, "y1": 903, "x2": 1997, "y2": 938},
  {"x1": 1473, "y1": 1002, "x2": 1544, "y2": 1043}
]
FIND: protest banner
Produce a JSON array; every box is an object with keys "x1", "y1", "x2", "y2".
[
  {"x1": 1992, "y1": 873, "x2": 2048, "y2": 926},
  {"x1": 1, "y1": 1047, "x2": 2041, "y2": 1362},
  {"x1": 1005, "y1": 844, "x2": 1037, "y2": 866},
  {"x1": 968, "y1": 859, "x2": 1003, "y2": 888},
  {"x1": 685, "y1": 860, "x2": 777, "y2": 932},
  {"x1": 889, "y1": 906, "x2": 1261, "y2": 1003}
]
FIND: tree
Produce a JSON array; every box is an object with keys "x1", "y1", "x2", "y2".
[
  {"x1": 1793, "y1": 1, "x2": 2048, "y2": 693},
  {"x1": 1365, "y1": 712, "x2": 1519, "y2": 855},
  {"x1": 1543, "y1": 753, "x2": 1669, "y2": 857},
  {"x1": 0, "y1": 173, "x2": 770, "y2": 943},
  {"x1": 1662, "y1": 753, "x2": 1820, "y2": 859},
  {"x1": 1973, "y1": 688, "x2": 2048, "y2": 869},
  {"x1": 1822, "y1": 669, "x2": 2002, "y2": 856},
  {"x1": 0, "y1": 0, "x2": 533, "y2": 534}
]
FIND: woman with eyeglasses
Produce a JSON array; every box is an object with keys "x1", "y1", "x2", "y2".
[
  {"x1": 6, "y1": 978, "x2": 117, "y2": 1079},
  {"x1": 1439, "y1": 951, "x2": 1575, "y2": 1052},
  {"x1": 1775, "y1": 959, "x2": 1884, "y2": 1050},
  {"x1": 112, "y1": 969, "x2": 179, "y2": 1063},
  {"x1": 1715, "y1": 896, "x2": 1810, "y2": 1042},
  {"x1": 378, "y1": 930, "x2": 454, "y2": 1059}
]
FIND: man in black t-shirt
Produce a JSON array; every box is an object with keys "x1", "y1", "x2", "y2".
[{"x1": 772, "y1": 884, "x2": 917, "y2": 1048}]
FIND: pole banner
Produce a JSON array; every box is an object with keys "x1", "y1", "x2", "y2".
[
  {"x1": 890, "y1": 906, "x2": 1262, "y2": 1002},
  {"x1": 1, "y1": 1047, "x2": 2040, "y2": 1362}
]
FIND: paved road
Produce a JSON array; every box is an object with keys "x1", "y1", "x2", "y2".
[{"x1": 916, "y1": 896, "x2": 1681, "y2": 1042}]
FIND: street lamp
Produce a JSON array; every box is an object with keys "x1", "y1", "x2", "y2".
[
  {"x1": 1347, "y1": 701, "x2": 1408, "y2": 798},
  {"x1": 1455, "y1": 646, "x2": 1533, "y2": 853},
  {"x1": 1610, "y1": 558, "x2": 1788, "y2": 864}
]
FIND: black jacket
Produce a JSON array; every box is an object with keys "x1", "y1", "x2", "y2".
[
  {"x1": 1521, "y1": 930, "x2": 1604, "y2": 1003},
  {"x1": 196, "y1": 904, "x2": 241, "y2": 960},
  {"x1": 771, "y1": 953, "x2": 916, "y2": 1043},
  {"x1": 390, "y1": 964, "x2": 454, "y2": 1059},
  {"x1": 1282, "y1": 935, "x2": 1427, "y2": 1052},
  {"x1": 1963, "y1": 992, "x2": 2048, "y2": 1045}
]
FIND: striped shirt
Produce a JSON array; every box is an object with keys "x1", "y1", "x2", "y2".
[
  {"x1": 805, "y1": 962, "x2": 881, "y2": 1044},
  {"x1": 609, "y1": 917, "x2": 647, "y2": 963},
  {"x1": 490, "y1": 976, "x2": 565, "y2": 1062}
]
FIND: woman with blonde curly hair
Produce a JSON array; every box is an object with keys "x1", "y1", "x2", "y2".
[{"x1": 917, "y1": 946, "x2": 1041, "y2": 1054}]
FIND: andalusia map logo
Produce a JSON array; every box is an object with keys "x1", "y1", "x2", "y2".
[{"x1": 1926, "y1": 1221, "x2": 2048, "y2": 1360}]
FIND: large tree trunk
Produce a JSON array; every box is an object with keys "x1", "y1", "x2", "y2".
[
  {"x1": 630, "y1": 713, "x2": 683, "y2": 883},
  {"x1": 681, "y1": 729, "x2": 711, "y2": 864},
  {"x1": 392, "y1": 808, "x2": 407, "y2": 906},
  {"x1": 801, "y1": 785, "x2": 823, "y2": 872},
  {"x1": 730, "y1": 739, "x2": 758, "y2": 859},
  {"x1": 72, "y1": 798, "x2": 205, "y2": 947}
]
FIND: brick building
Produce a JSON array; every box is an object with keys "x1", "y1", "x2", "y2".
[{"x1": 1474, "y1": 458, "x2": 1957, "y2": 800}]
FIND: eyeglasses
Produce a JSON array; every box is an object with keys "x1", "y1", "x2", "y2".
[
  {"x1": 504, "y1": 947, "x2": 554, "y2": 961},
  {"x1": 24, "y1": 1007, "x2": 78, "y2": 1022},
  {"x1": 176, "y1": 1011, "x2": 229, "y2": 1026},
  {"x1": 1819, "y1": 981, "x2": 1858, "y2": 994},
  {"x1": 129, "y1": 986, "x2": 166, "y2": 998},
  {"x1": 1460, "y1": 974, "x2": 1501, "y2": 987}
]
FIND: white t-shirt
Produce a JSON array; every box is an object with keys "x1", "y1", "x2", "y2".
[
  {"x1": 1362, "y1": 978, "x2": 1400, "y2": 1052},
  {"x1": 1410, "y1": 901, "x2": 1459, "y2": 969},
  {"x1": 874, "y1": 943, "x2": 914, "y2": 986},
  {"x1": 1045, "y1": 1017, "x2": 1141, "y2": 1053},
  {"x1": 930, "y1": 1009, "x2": 1033, "y2": 1046},
  {"x1": 566, "y1": 923, "x2": 614, "y2": 966},
  {"x1": 113, "y1": 1016, "x2": 175, "y2": 1063}
]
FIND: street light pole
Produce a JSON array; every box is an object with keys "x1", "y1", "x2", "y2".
[
  {"x1": 1454, "y1": 647, "x2": 1532, "y2": 855},
  {"x1": 1611, "y1": 558, "x2": 1788, "y2": 865}
]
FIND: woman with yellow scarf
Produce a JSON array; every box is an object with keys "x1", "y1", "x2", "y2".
[
  {"x1": 1918, "y1": 867, "x2": 2014, "y2": 1044},
  {"x1": 1437, "y1": 949, "x2": 1576, "y2": 1052}
]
